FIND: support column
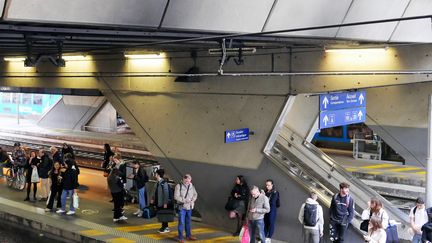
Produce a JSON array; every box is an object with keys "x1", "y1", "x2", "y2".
[{"x1": 427, "y1": 94, "x2": 432, "y2": 208}]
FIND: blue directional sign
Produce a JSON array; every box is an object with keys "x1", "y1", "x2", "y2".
[
  {"x1": 225, "y1": 128, "x2": 249, "y2": 143},
  {"x1": 319, "y1": 107, "x2": 366, "y2": 129},
  {"x1": 320, "y1": 91, "x2": 366, "y2": 111}
]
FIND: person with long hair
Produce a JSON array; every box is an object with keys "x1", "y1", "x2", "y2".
[
  {"x1": 229, "y1": 175, "x2": 249, "y2": 236},
  {"x1": 361, "y1": 198, "x2": 390, "y2": 230},
  {"x1": 363, "y1": 216, "x2": 387, "y2": 243},
  {"x1": 264, "y1": 179, "x2": 280, "y2": 243},
  {"x1": 45, "y1": 161, "x2": 63, "y2": 212},
  {"x1": 24, "y1": 151, "x2": 40, "y2": 201}
]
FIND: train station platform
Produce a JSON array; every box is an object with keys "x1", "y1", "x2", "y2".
[{"x1": 0, "y1": 168, "x2": 241, "y2": 243}]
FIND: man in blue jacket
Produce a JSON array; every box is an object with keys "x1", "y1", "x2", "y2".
[{"x1": 329, "y1": 182, "x2": 354, "y2": 243}]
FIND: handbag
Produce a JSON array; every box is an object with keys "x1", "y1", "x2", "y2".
[
  {"x1": 239, "y1": 224, "x2": 250, "y2": 243},
  {"x1": 157, "y1": 209, "x2": 175, "y2": 222},
  {"x1": 73, "y1": 192, "x2": 79, "y2": 209},
  {"x1": 225, "y1": 197, "x2": 240, "y2": 211},
  {"x1": 360, "y1": 220, "x2": 369, "y2": 232},
  {"x1": 31, "y1": 167, "x2": 40, "y2": 183}
]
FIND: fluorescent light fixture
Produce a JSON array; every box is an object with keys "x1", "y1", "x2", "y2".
[
  {"x1": 208, "y1": 47, "x2": 256, "y2": 55},
  {"x1": 124, "y1": 52, "x2": 161, "y2": 59},
  {"x1": 4, "y1": 57, "x2": 25, "y2": 62},
  {"x1": 325, "y1": 48, "x2": 387, "y2": 53},
  {"x1": 62, "y1": 55, "x2": 89, "y2": 61}
]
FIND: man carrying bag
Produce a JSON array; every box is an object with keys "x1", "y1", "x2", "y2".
[{"x1": 151, "y1": 169, "x2": 173, "y2": 233}]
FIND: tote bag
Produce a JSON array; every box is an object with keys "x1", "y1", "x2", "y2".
[
  {"x1": 31, "y1": 167, "x2": 40, "y2": 183},
  {"x1": 73, "y1": 192, "x2": 79, "y2": 209},
  {"x1": 239, "y1": 225, "x2": 250, "y2": 243}
]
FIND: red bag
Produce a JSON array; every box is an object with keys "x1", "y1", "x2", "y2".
[{"x1": 240, "y1": 225, "x2": 250, "y2": 243}]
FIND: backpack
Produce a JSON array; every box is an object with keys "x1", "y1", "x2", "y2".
[{"x1": 304, "y1": 203, "x2": 318, "y2": 227}]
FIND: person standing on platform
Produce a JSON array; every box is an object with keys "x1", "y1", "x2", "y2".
[
  {"x1": 174, "y1": 174, "x2": 198, "y2": 243},
  {"x1": 329, "y1": 182, "x2": 354, "y2": 243},
  {"x1": 264, "y1": 179, "x2": 280, "y2": 243},
  {"x1": 61, "y1": 143, "x2": 75, "y2": 160},
  {"x1": 45, "y1": 161, "x2": 63, "y2": 212},
  {"x1": 298, "y1": 190, "x2": 324, "y2": 243},
  {"x1": 102, "y1": 143, "x2": 114, "y2": 171},
  {"x1": 108, "y1": 167, "x2": 127, "y2": 222},
  {"x1": 248, "y1": 186, "x2": 270, "y2": 243},
  {"x1": 363, "y1": 216, "x2": 387, "y2": 243},
  {"x1": 410, "y1": 197, "x2": 428, "y2": 243},
  {"x1": 132, "y1": 161, "x2": 149, "y2": 217},
  {"x1": 50, "y1": 146, "x2": 63, "y2": 166},
  {"x1": 38, "y1": 149, "x2": 53, "y2": 201},
  {"x1": 151, "y1": 169, "x2": 171, "y2": 233},
  {"x1": 24, "y1": 151, "x2": 40, "y2": 201},
  {"x1": 57, "y1": 158, "x2": 78, "y2": 215},
  {"x1": 228, "y1": 175, "x2": 249, "y2": 236},
  {"x1": 0, "y1": 147, "x2": 11, "y2": 177}
]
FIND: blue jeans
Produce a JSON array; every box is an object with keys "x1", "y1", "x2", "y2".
[
  {"x1": 249, "y1": 219, "x2": 265, "y2": 243},
  {"x1": 412, "y1": 233, "x2": 422, "y2": 243},
  {"x1": 61, "y1": 189, "x2": 75, "y2": 212},
  {"x1": 138, "y1": 187, "x2": 146, "y2": 210},
  {"x1": 178, "y1": 208, "x2": 192, "y2": 240}
]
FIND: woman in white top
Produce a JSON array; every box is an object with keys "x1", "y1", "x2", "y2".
[
  {"x1": 364, "y1": 216, "x2": 387, "y2": 243},
  {"x1": 361, "y1": 198, "x2": 390, "y2": 229}
]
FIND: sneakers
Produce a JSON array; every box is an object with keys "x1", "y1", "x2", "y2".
[
  {"x1": 66, "y1": 211, "x2": 75, "y2": 215},
  {"x1": 137, "y1": 212, "x2": 143, "y2": 218},
  {"x1": 265, "y1": 238, "x2": 271, "y2": 243},
  {"x1": 133, "y1": 209, "x2": 142, "y2": 215},
  {"x1": 44, "y1": 208, "x2": 51, "y2": 212},
  {"x1": 186, "y1": 236, "x2": 197, "y2": 241},
  {"x1": 158, "y1": 227, "x2": 170, "y2": 233},
  {"x1": 56, "y1": 209, "x2": 66, "y2": 214},
  {"x1": 113, "y1": 216, "x2": 128, "y2": 222}
]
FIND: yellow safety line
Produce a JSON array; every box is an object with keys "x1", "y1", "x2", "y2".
[
  {"x1": 415, "y1": 171, "x2": 426, "y2": 175},
  {"x1": 116, "y1": 222, "x2": 178, "y2": 232},
  {"x1": 345, "y1": 167, "x2": 357, "y2": 172},
  {"x1": 197, "y1": 235, "x2": 239, "y2": 242},
  {"x1": 80, "y1": 229, "x2": 106, "y2": 237},
  {"x1": 143, "y1": 227, "x2": 218, "y2": 240},
  {"x1": 105, "y1": 238, "x2": 135, "y2": 243},
  {"x1": 386, "y1": 167, "x2": 422, "y2": 172},
  {"x1": 360, "y1": 164, "x2": 398, "y2": 169}
]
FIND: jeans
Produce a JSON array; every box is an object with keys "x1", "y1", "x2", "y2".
[
  {"x1": 178, "y1": 208, "x2": 192, "y2": 240},
  {"x1": 138, "y1": 187, "x2": 146, "y2": 210},
  {"x1": 412, "y1": 233, "x2": 422, "y2": 243},
  {"x1": 330, "y1": 220, "x2": 348, "y2": 243},
  {"x1": 249, "y1": 219, "x2": 265, "y2": 243},
  {"x1": 304, "y1": 228, "x2": 320, "y2": 243},
  {"x1": 61, "y1": 189, "x2": 75, "y2": 212}
]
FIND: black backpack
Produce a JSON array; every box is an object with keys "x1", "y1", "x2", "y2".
[
  {"x1": 161, "y1": 180, "x2": 175, "y2": 208},
  {"x1": 304, "y1": 203, "x2": 318, "y2": 227}
]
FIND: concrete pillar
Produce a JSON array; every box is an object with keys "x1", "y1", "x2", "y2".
[{"x1": 427, "y1": 94, "x2": 432, "y2": 208}]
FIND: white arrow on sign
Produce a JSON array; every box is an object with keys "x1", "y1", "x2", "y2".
[
  {"x1": 358, "y1": 110, "x2": 363, "y2": 120},
  {"x1": 323, "y1": 115, "x2": 329, "y2": 126},
  {"x1": 359, "y1": 93, "x2": 365, "y2": 105},
  {"x1": 322, "y1": 96, "x2": 329, "y2": 109}
]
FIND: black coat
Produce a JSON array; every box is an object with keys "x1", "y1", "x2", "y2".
[
  {"x1": 25, "y1": 157, "x2": 40, "y2": 182},
  {"x1": 102, "y1": 150, "x2": 114, "y2": 169},
  {"x1": 61, "y1": 167, "x2": 78, "y2": 190},
  {"x1": 134, "y1": 167, "x2": 149, "y2": 189},
  {"x1": 231, "y1": 184, "x2": 249, "y2": 202},
  {"x1": 422, "y1": 222, "x2": 432, "y2": 242},
  {"x1": 49, "y1": 169, "x2": 63, "y2": 190},
  {"x1": 38, "y1": 155, "x2": 53, "y2": 179}
]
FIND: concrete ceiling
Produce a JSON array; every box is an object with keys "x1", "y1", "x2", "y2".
[{"x1": 0, "y1": 0, "x2": 431, "y2": 56}]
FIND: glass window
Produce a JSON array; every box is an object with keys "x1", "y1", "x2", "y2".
[
  {"x1": 319, "y1": 126, "x2": 343, "y2": 138},
  {"x1": 1, "y1": 93, "x2": 11, "y2": 103},
  {"x1": 12, "y1": 94, "x2": 20, "y2": 104},
  {"x1": 33, "y1": 95, "x2": 42, "y2": 105},
  {"x1": 22, "y1": 94, "x2": 32, "y2": 105}
]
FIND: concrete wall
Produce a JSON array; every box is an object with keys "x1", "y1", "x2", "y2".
[{"x1": 86, "y1": 101, "x2": 117, "y2": 132}]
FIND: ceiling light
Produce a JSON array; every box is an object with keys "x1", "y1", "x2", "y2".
[
  {"x1": 62, "y1": 55, "x2": 89, "y2": 61},
  {"x1": 124, "y1": 52, "x2": 161, "y2": 59},
  {"x1": 325, "y1": 47, "x2": 387, "y2": 53},
  {"x1": 208, "y1": 47, "x2": 256, "y2": 55},
  {"x1": 4, "y1": 57, "x2": 25, "y2": 62}
]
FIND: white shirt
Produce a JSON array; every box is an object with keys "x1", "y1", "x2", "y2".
[
  {"x1": 409, "y1": 206, "x2": 428, "y2": 233},
  {"x1": 361, "y1": 208, "x2": 390, "y2": 229},
  {"x1": 365, "y1": 228, "x2": 387, "y2": 243}
]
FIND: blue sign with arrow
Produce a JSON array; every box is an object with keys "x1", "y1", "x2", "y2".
[
  {"x1": 320, "y1": 91, "x2": 366, "y2": 111},
  {"x1": 225, "y1": 128, "x2": 249, "y2": 143},
  {"x1": 319, "y1": 107, "x2": 366, "y2": 129}
]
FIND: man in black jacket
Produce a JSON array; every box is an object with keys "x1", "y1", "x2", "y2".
[
  {"x1": 56, "y1": 159, "x2": 78, "y2": 215},
  {"x1": 422, "y1": 208, "x2": 432, "y2": 243},
  {"x1": 38, "y1": 149, "x2": 53, "y2": 201},
  {"x1": 329, "y1": 182, "x2": 354, "y2": 243},
  {"x1": 132, "y1": 161, "x2": 149, "y2": 217}
]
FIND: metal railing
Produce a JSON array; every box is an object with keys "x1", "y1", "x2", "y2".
[{"x1": 264, "y1": 124, "x2": 411, "y2": 240}]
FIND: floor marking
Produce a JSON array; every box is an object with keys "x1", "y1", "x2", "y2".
[
  {"x1": 386, "y1": 167, "x2": 422, "y2": 172},
  {"x1": 143, "y1": 227, "x2": 218, "y2": 240},
  {"x1": 360, "y1": 164, "x2": 398, "y2": 169},
  {"x1": 345, "y1": 167, "x2": 357, "y2": 172},
  {"x1": 105, "y1": 238, "x2": 136, "y2": 243},
  {"x1": 415, "y1": 171, "x2": 426, "y2": 175},
  {"x1": 80, "y1": 229, "x2": 106, "y2": 236}
]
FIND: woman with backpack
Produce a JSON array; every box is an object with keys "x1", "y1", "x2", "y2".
[
  {"x1": 363, "y1": 216, "x2": 387, "y2": 243},
  {"x1": 264, "y1": 179, "x2": 280, "y2": 243},
  {"x1": 298, "y1": 190, "x2": 324, "y2": 243}
]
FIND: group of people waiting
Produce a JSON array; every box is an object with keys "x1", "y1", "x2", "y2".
[
  {"x1": 225, "y1": 175, "x2": 280, "y2": 243},
  {"x1": 1, "y1": 142, "x2": 79, "y2": 215}
]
